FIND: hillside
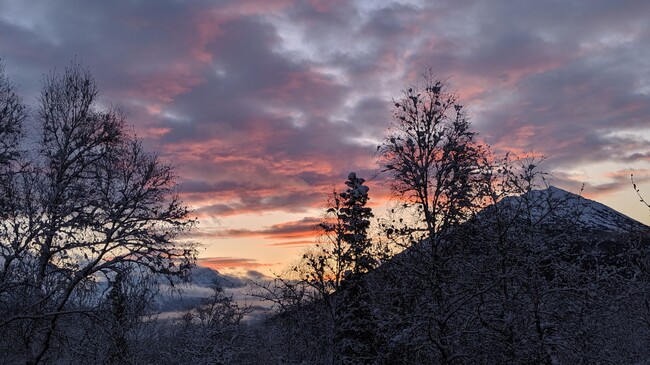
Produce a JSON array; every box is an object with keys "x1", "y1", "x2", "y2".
[{"x1": 497, "y1": 186, "x2": 648, "y2": 233}]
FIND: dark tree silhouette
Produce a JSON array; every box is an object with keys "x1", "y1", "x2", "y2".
[
  {"x1": 0, "y1": 61, "x2": 196, "y2": 364},
  {"x1": 378, "y1": 71, "x2": 488, "y2": 250}
]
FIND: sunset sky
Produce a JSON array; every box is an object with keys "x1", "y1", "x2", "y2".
[{"x1": 1, "y1": 0, "x2": 649, "y2": 276}]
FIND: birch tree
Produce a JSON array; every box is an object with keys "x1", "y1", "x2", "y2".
[{"x1": 0, "y1": 61, "x2": 196, "y2": 364}]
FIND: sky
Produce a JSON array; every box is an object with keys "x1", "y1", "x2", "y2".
[{"x1": 1, "y1": 0, "x2": 649, "y2": 276}]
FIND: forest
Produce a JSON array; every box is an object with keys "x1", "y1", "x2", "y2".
[{"x1": 0, "y1": 61, "x2": 649, "y2": 364}]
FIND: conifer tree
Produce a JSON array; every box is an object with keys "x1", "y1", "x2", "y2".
[
  {"x1": 337, "y1": 172, "x2": 375, "y2": 276},
  {"x1": 332, "y1": 173, "x2": 378, "y2": 365}
]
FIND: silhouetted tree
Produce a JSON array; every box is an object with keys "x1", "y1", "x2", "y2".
[
  {"x1": 0, "y1": 61, "x2": 196, "y2": 364},
  {"x1": 330, "y1": 173, "x2": 378, "y2": 365},
  {"x1": 299, "y1": 172, "x2": 377, "y2": 304},
  {"x1": 0, "y1": 60, "x2": 24, "y2": 169},
  {"x1": 376, "y1": 71, "x2": 491, "y2": 363},
  {"x1": 266, "y1": 173, "x2": 382, "y2": 364},
  {"x1": 378, "y1": 71, "x2": 488, "y2": 249}
]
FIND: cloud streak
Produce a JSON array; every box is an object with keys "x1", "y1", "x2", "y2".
[
  {"x1": 215, "y1": 217, "x2": 321, "y2": 240},
  {"x1": 198, "y1": 257, "x2": 276, "y2": 271}
]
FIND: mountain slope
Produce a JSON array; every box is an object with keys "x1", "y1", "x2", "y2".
[
  {"x1": 494, "y1": 185, "x2": 648, "y2": 234},
  {"x1": 154, "y1": 266, "x2": 247, "y2": 312}
]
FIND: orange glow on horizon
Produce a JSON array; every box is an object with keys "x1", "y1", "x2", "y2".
[{"x1": 198, "y1": 256, "x2": 276, "y2": 271}]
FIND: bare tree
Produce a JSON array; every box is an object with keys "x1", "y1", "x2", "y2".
[
  {"x1": 375, "y1": 72, "x2": 492, "y2": 363},
  {"x1": 0, "y1": 60, "x2": 24, "y2": 168},
  {"x1": 252, "y1": 275, "x2": 332, "y2": 364},
  {"x1": 0, "y1": 60, "x2": 26, "y2": 225},
  {"x1": 0, "y1": 61, "x2": 196, "y2": 364},
  {"x1": 377, "y1": 71, "x2": 488, "y2": 251},
  {"x1": 163, "y1": 282, "x2": 251, "y2": 365},
  {"x1": 632, "y1": 174, "x2": 650, "y2": 212}
]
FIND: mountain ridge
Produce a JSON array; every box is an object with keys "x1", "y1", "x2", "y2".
[{"x1": 494, "y1": 185, "x2": 648, "y2": 235}]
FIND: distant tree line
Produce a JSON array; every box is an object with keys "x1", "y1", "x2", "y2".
[{"x1": 1, "y1": 61, "x2": 649, "y2": 364}]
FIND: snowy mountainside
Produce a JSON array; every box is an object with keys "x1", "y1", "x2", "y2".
[
  {"x1": 378, "y1": 186, "x2": 648, "y2": 274},
  {"x1": 154, "y1": 266, "x2": 247, "y2": 312},
  {"x1": 496, "y1": 186, "x2": 648, "y2": 234},
  {"x1": 189, "y1": 266, "x2": 245, "y2": 289}
]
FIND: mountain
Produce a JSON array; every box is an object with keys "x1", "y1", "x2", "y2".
[
  {"x1": 153, "y1": 266, "x2": 247, "y2": 312},
  {"x1": 361, "y1": 186, "x2": 650, "y2": 363},
  {"x1": 189, "y1": 266, "x2": 246, "y2": 289},
  {"x1": 376, "y1": 185, "x2": 649, "y2": 272},
  {"x1": 491, "y1": 185, "x2": 648, "y2": 234},
  {"x1": 532, "y1": 186, "x2": 646, "y2": 233},
  {"x1": 251, "y1": 186, "x2": 650, "y2": 364}
]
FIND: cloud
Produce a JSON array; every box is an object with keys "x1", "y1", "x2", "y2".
[
  {"x1": 554, "y1": 168, "x2": 650, "y2": 199},
  {"x1": 198, "y1": 217, "x2": 322, "y2": 240},
  {"x1": 267, "y1": 240, "x2": 319, "y2": 247},
  {"x1": 244, "y1": 269, "x2": 272, "y2": 280},
  {"x1": 198, "y1": 257, "x2": 276, "y2": 270},
  {"x1": 1, "y1": 0, "x2": 650, "y2": 264},
  {"x1": 193, "y1": 191, "x2": 326, "y2": 218}
]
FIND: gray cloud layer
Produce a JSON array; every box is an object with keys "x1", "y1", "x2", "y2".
[{"x1": 1, "y1": 0, "x2": 648, "y2": 221}]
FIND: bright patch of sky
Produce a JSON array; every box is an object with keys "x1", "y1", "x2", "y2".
[
  {"x1": 603, "y1": 128, "x2": 650, "y2": 145},
  {"x1": 214, "y1": 66, "x2": 227, "y2": 79},
  {"x1": 633, "y1": 68, "x2": 650, "y2": 96},
  {"x1": 265, "y1": 5, "x2": 368, "y2": 65},
  {"x1": 347, "y1": 135, "x2": 382, "y2": 148},
  {"x1": 200, "y1": 209, "x2": 323, "y2": 274},
  {"x1": 555, "y1": 162, "x2": 632, "y2": 185}
]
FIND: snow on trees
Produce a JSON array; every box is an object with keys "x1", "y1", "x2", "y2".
[
  {"x1": 374, "y1": 71, "x2": 492, "y2": 363},
  {"x1": 2, "y1": 60, "x2": 650, "y2": 364},
  {"x1": 0, "y1": 61, "x2": 196, "y2": 364}
]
